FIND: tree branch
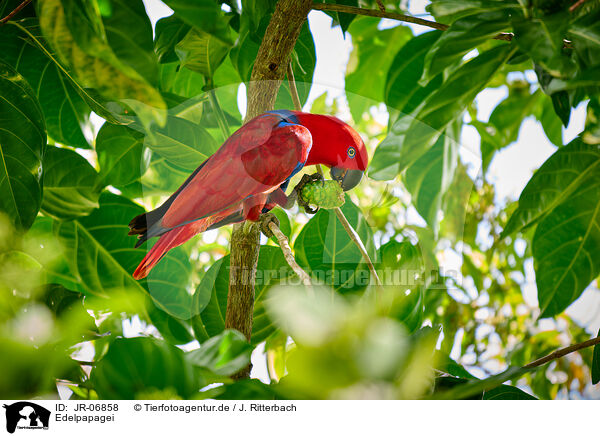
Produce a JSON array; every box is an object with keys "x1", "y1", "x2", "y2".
[
  {"x1": 226, "y1": 0, "x2": 312, "y2": 379},
  {"x1": 0, "y1": 0, "x2": 31, "y2": 25},
  {"x1": 245, "y1": 1, "x2": 313, "y2": 120},
  {"x1": 569, "y1": 0, "x2": 587, "y2": 12},
  {"x1": 312, "y1": 3, "x2": 449, "y2": 31},
  {"x1": 311, "y1": 3, "x2": 514, "y2": 42},
  {"x1": 268, "y1": 221, "x2": 312, "y2": 286},
  {"x1": 523, "y1": 334, "x2": 600, "y2": 369}
]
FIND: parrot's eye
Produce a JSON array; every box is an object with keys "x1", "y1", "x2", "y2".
[{"x1": 347, "y1": 146, "x2": 356, "y2": 158}]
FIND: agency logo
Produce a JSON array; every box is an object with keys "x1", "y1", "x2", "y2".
[{"x1": 2, "y1": 402, "x2": 50, "y2": 434}]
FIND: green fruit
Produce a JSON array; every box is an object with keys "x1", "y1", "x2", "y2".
[{"x1": 301, "y1": 180, "x2": 345, "y2": 209}]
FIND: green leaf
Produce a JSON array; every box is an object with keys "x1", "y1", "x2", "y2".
[
  {"x1": 592, "y1": 330, "x2": 600, "y2": 385},
  {"x1": 120, "y1": 153, "x2": 192, "y2": 199},
  {"x1": 187, "y1": 330, "x2": 253, "y2": 376},
  {"x1": 26, "y1": 216, "x2": 85, "y2": 293},
  {"x1": 8, "y1": 21, "x2": 124, "y2": 126},
  {"x1": 159, "y1": 62, "x2": 207, "y2": 98},
  {"x1": 490, "y1": 89, "x2": 541, "y2": 144},
  {"x1": 385, "y1": 31, "x2": 443, "y2": 118},
  {"x1": 334, "y1": 0, "x2": 358, "y2": 33},
  {"x1": 431, "y1": 365, "x2": 527, "y2": 399},
  {"x1": 229, "y1": 0, "x2": 274, "y2": 82},
  {"x1": 536, "y1": 94, "x2": 564, "y2": 147},
  {"x1": 0, "y1": 60, "x2": 45, "y2": 231},
  {"x1": 192, "y1": 246, "x2": 294, "y2": 345},
  {"x1": 371, "y1": 44, "x2": 514, "y2": 180},
  {"x1": 404, "y1": 127, "x2": 458, "y2": 231},
  {"x1": 0, "y1": 337, "x2": 75, "y2": 398},
  {"x1": 533, "y1": 178, "x2": 600, "y2": 317},
  {"x1": 41, "y1": 146, "x2": 101, "y2": 219},
  {"x1": 162, "y1": 0, "x2": 234, "y2": 44},
  {"x1": 210, "y1": 379, "x2": 280, "y2": 400},
  {"x1": 54, "y1": 196, "x2": 145, "y2": 297},
  {"x1": 294, "y1": 197, "x2": 376, "y2": 293},
  {"x1": 483, "y1": 384, "x2": 537, "y2": 399},
  {"x1": 546, "y1": 65, "x2": 600, "y2": 94},
  {"x1": 403, "y1": 44, "x2": 515, "y2": 166},
  {"x1": 274, "y1": 22, "x2": 316, "y2": 110},
  {"x1": 439, "y1": 162, "x2": 474, "y2": 242},
  {"x1": 569, "y1": 12, "x2": 600, "y2": 68},
  {"x1": 0, "y1": 20, "x2": 90, "y2": 149},
  {"x1": 102, "y1": 0, "x2": 159, "y2": 86},
  {"x1": 512, "y1": 13, "x2": 576, "y2": 78},
  {"x1": 473, "y1": 87, "x2": 542, "y2": 169},
  {"x1": 56, "y1": 192, "x2": 194, "y2": 319},
  {"x1": 269, "y1": 207, "x2": 292, "y2": 243},
  {"x1": 376, "y1": 240, "x2": 425, "y2": 332},
  {"x1": 144, "y1": 116, "x2": 219, "y2": 171},
  {"x1": 147, "y1": 298, "x2": 194, "y2": 345},
  {"x1": 92, "y1": 337, "x2": 200, "y2": 399},
  {"x1": 96, "y1": 123, "x2": 149, "y2": 187},
  {"x1": 38, "y1": 0, "x2": 166, "y2": 129},
  {"x1": 426, "y1": 0, "x2": 520, "y2": 25},
  {"x1": 503, "y1": 139, "x2": 600, "y2": 236},
  {"x1": 176, "y1": 28, "x2": 233, "y2": 79},
  {"x1": 434, "y1": 351, "x2": 477, "y2": 379},
  {"x1": 345, "y1": 17, "x2": 412, "y2": 122},
  {"x1": 155, "y1": 15, "x2": 190, "y2": 64},
  {"x1": 534, "y1": 63, "x2": 572, "y2": 126},
  {"x1": 422, "y1": 11, "x2": 511, "y2": 81},
  {"x1": 41, "y1": 284, "x2": 98, "y2": 340},
  {"x1": 583, "y1": 96, "x2": 600, "y2": 145}
]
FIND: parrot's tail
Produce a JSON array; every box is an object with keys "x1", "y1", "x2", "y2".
[
  {"x1": 133, "y1": 220, "x2": 204, "y2": 280},
  {"x1": 132, "y1": 209, "x2": 244, "y2": 280}
]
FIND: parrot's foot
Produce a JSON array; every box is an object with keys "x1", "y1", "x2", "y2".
[
  {"x1": 258, "y1": 212, "x2": 280, "y2": 238},
  {"x1": 293, "y1": 173, "x2": 324, "y2": 214}
]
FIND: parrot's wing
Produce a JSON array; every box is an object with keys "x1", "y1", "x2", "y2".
[
  {"x1": 130, "y1": 112, "x2": 312, "y2": 242},
  {"x1": 161, "y1": 117, "x2": 312, "y2": 228}
]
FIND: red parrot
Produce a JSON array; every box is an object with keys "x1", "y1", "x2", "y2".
[{"x1": 129, "y1": 110, "x2": 368, "y2": 279}]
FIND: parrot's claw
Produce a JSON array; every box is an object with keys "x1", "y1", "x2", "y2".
[
  {"x1": 293, "y1": 173, "x2": 323, "y2": 214},
  {"x1": 258, "y1": 212, "x2": 280, "y2": 238}
]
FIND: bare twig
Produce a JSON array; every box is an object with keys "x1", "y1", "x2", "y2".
[
  {"x1": 74, "y1": 361, "x2": 96, "y2": 367},
  {"x1": 333, "y1": 207, "x2": 383, "y2": 287},
  {"x1": 523, "y1": 335, "x2": 600, "y2": 369},
  {"x1": 268, "y1": 222, "x2": 313, "y2": 286},
  {"x1": 286, "y1": 62, "x2": 303, "y2": 111},
  {"x1": 569, "y1": 0, "x2": 587, "y2": 12},
  {"x1": 314, "y1": 162, "x2": 383, "y2": 287},
  {"x1": 312, "y1": 3, "x2": 514, "y2": 42},
  {"x1": 0, "y1": 0, "x2": 31, "y2": 26},
  {"x1": 311, "y1": 162, "x2": 382, "y2": 287},
  {"x1": 376, "y1": 0, "x2": 386, "y2": 13},
  {"x1": 312, "y1": 3, "x2": 448, "y2": 30}
]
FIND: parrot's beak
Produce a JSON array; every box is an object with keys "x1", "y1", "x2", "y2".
[{"x1": 330, "y1": 167, "x2": 364, "y2": 191}]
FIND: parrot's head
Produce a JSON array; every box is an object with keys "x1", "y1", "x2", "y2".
[{"x1": 295, "y1": 112, "x2": 368, "y2": 191}]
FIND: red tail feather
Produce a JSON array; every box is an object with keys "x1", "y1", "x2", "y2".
[{"x1": 133, "y1": 217, "x2": 214, "y2": 279}]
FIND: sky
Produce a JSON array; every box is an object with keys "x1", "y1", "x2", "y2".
[{"x1": 130, "y1": 0, "x2": 599, "y2": 383}]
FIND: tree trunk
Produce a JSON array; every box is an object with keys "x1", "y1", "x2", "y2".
[{"x1": 225, "y1": 0, "x2": 312, "y2": 379}]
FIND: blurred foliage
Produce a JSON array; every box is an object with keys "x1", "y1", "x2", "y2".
[{"x1": 0, "y1": 0, "x2": 598, "y2": 400}]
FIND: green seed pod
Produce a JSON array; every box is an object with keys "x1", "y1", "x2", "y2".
[{"x1": 301, "y1": 180, "x2": 345, "y2": 209}]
